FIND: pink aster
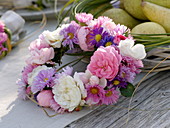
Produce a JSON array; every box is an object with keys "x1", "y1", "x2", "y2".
[
  {"x1": 0, "y1": 44, "x2": 7, "y2": 55},
  {"x1": 86, "y1": 84, "x2": 105, "y2": 105},
  {"x1": 26, "y1": 47, "x2": 54, "y2": 65},
  {"x1": 0, "y1": 21, "x2": 5, "y2": 32},
  {"x1": 87, "y1": 46, "x2": 122, "y2": 81},
  {"x1": 29, "y1": 38, "x2": 50, "y2": 51},
  {"x1": 22, "y1": 64, "x2": 38, "y2": 84},
  {"x1": 75, "y1": 13, "x2": 93, "y2": 23},
  {"x1": 102, "y1": 88, "x2": 119, "y2": 105},
  {"x1": 50, "y1": 99, "x2": 65, "y2": 113},
  {"x1": 0, "y1": 32, "x2": 8, "y2": 44},
  {"x1": 87, "y1": 16, "x2": 112, "y2": 29}
]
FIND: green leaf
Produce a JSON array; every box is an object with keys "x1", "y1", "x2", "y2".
[{"x1": 120, "y1": 83, "x2": 135, "y2": 97}]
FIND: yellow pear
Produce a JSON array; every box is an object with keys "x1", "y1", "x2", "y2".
[
  {"x1": 124, "y1": 0, "x2": 170, "y2": 20},
  {"x1": 101, "y1": 8, "x2": 141, "y2": 29},
  {"x1": 141, "y1": 2, "x2": 170, "y2": 33},
  {"x1": 131, "y1": 22, "x2": 166, "y2": 34}
]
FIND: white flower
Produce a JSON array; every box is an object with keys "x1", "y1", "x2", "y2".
[
  {"x1": 28, "y1": 65, "x2": 49, "y2": 86},
  {"x1": 52, "y1": 75, "x2": 82, "y2": 112},
  {"x1": 118, "y1": 39, "x2": 146, "y2": 59},
  {"x1": 74, "y1": 72, "x2": 87, "y2": 99},
  {"x1": 80, "y1": 70, "x2": 107, "y2": 88}
]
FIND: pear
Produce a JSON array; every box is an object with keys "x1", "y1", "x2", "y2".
[
  {"x1": 101, "y1": 8, "x2": 141, "y2": 29},
  {"x1": 124, "y1": 0, "x2": 148, "y2": 20},
  {"x1": 141, "y1": 2, "x2": 170, "y2": 33},
  {"x1": 124, "y1": 0, "x2": 170, "y2": 20},
  {"x1": 131, "y1": 22, "x2": 166, "y2": 34}
]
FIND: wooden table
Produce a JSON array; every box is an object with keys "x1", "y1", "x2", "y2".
[{"x1": 66, "y1": 71, "x2": 170, "y2": 128}]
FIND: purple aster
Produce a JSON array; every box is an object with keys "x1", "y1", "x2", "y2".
[
  {"x1": 0, "y1": 44, "x2": 7, "y2": 55},
  {"x1": 0, "y1": 32, "x2": 8, "y2": 44},
  {"x1": 89, "y1": 27, "x2": 109, "y2": 47},
  {"x1": 107, "y1": 77, "x2": 128, "y2": 89},
  {"x1": 60, "y1": 21, "x2": 80, "y2": 49},
  {"x1": 31, "y1": 68, "x2": 57, "y2": 94},
  {"x1": 100, "y1": 35, "x2": 116, "y2": 47}
]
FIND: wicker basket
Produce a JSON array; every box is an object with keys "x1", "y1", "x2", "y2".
[{"x1": 142, "y1": 47, "x2": 170, "y2": 72}]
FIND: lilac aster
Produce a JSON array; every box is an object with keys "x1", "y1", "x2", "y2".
[
  {"x1": 89, "y1": 27, "x2": 109, "y2": 47},
  {"x1": 0, "y1": 32, "x2": 8, "y2": 44},
  {"x1": 31, "y1": 68, "x2": 57, "y2": 94},
  {"x1": 22, "y1": 64, "x2": 38, "y2": 84},
  {"x1": 16, "y1": 78, "x2": 27, "y2": 100},
  {"x1": 50, "y1": 99, "x2": 65, "y2": 114},
  {"x1": 60, "y1": 21, "x2": 80, "y2": 49}
]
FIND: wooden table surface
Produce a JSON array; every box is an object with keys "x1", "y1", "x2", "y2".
[{"x1": 66, "y1": 71, "x2": 170, "y2": 128}]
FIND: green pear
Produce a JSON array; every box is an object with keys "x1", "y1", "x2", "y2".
[
  {"x1": 141, "y1": 2, "x2": 170, "y2": 33},
  {"x1": 101, "y1": 8, "x2": 141, "y2": 29},
  {"x1": 131, "y1": 22, "x2": 166, "y2": 34},
  {"x1": 124, "y1": 0, "x2": 148, "y2": 20},
  {"x1": 124, "y1": 0, "x2": 170, "y2": 20}
]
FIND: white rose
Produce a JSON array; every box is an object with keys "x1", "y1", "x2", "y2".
[
  {"x1": 52, "y1": 75, "x2": 82, "y2": 111},
  {"x1": 28, "y1": 65, "x2": 49, "y2": 86},
  {"x1": 42, "y1": 30, "x2": 63, "y2": 48},
  {"x1": 118, "y1": 39, "x2": 146, "y2": 59},
  {"x1": 74, "y1": 72, "x2": 87, "y2": 99}
]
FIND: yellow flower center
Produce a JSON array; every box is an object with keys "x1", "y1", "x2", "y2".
[
  {"x1": 122, "y1": 72, "x2": 126, "y2": 78},
  {"x1": 68, "y1": 33, "x2": 74, "y2": 39},
  {"x1": 113, "y1": 80, "x2": 120, "y2": 85},
  {"x1": 44, "y1": 78, "x2": 49, "y2": 82},
  {"x1": 90, "y1": 87, "x2": 99, "y2": 94},
  {"x1": 105, "y1": 42, "x2": 112, "y2": 47},
  {"x1": 105, "y1": 91, "x2": 113, "y2": 97},
  {"x1": 95, "y1": 34, "x2": 102, "y2": 42}
]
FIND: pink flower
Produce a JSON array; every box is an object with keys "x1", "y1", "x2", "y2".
[
  {"x1": 26, "y1": 47, "x2": 54, "y2": 65},
  {"x1": 75, "y1": 13, "x2": 93, "y2": 23},
  {"x1": 102, "y1": 88, "x2": 119, "y2": 105},
  {"x1": 113, "y1": 35, "x2": 127, "y2": 45},
  {"x1": 0, "y1": 21, "x2": 5, "y2": 32},
  {"x1": 26, "y1": 86, "x2": 31, "y2": 95},
  {"x1": 29, "y1": 39, "x2": 50, "y2": 51},
  {"x1": 22, "y1": 64, "x2": 38, "y2": 84},
  {"x1": 37, "y1": 90, "x2": 53, "y2": 107},
  {"x1": 102, "y1": 21, "x2": 116, "y2": 34},
  {"x1": 0, "y1": 32, "x2": 8, "y2": 44},
  {"x1": 87, "y1": 46, "x2": 122, "y2": 80},
  {"x1": 87, "y1": 16, "x2": 112, "y2": 29},
  {"x1": 77, "y1": 27, "x2": 94, "y2": 51},
  {"x1": 86, "y1": 84, "x2": 105, "y2": 105},
  {"x1": 50, "y1": 99, "x2": 65, "y2": 113}
]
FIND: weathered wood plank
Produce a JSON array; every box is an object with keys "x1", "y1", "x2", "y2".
[{"x1": 65, "y1": 71, "x2": 170, "y2": 128}]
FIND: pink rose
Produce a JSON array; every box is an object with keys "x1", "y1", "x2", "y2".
[
  {"x1": 87, "y1": 46, "x2": 122, "y2": 80},
  {"x1": 26, "y1": 47, "x2": 54, "y2": 65},
  {"x1": 29, "y1": 39, "x2": 50, "y2": 51},
  {"x1": 77, "y1": 27, "x2": 94, "y2": 51},
  {"x1": 37, "y1": 90, "x2": 53, "y2": 107}
]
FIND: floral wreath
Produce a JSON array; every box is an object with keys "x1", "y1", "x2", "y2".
[
  {"x1": 0, "y1": 21, "x2": 11, "y2": 60},
  {"x1": 17, "y1": 13, "x2": 146, "y2": 114}
]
